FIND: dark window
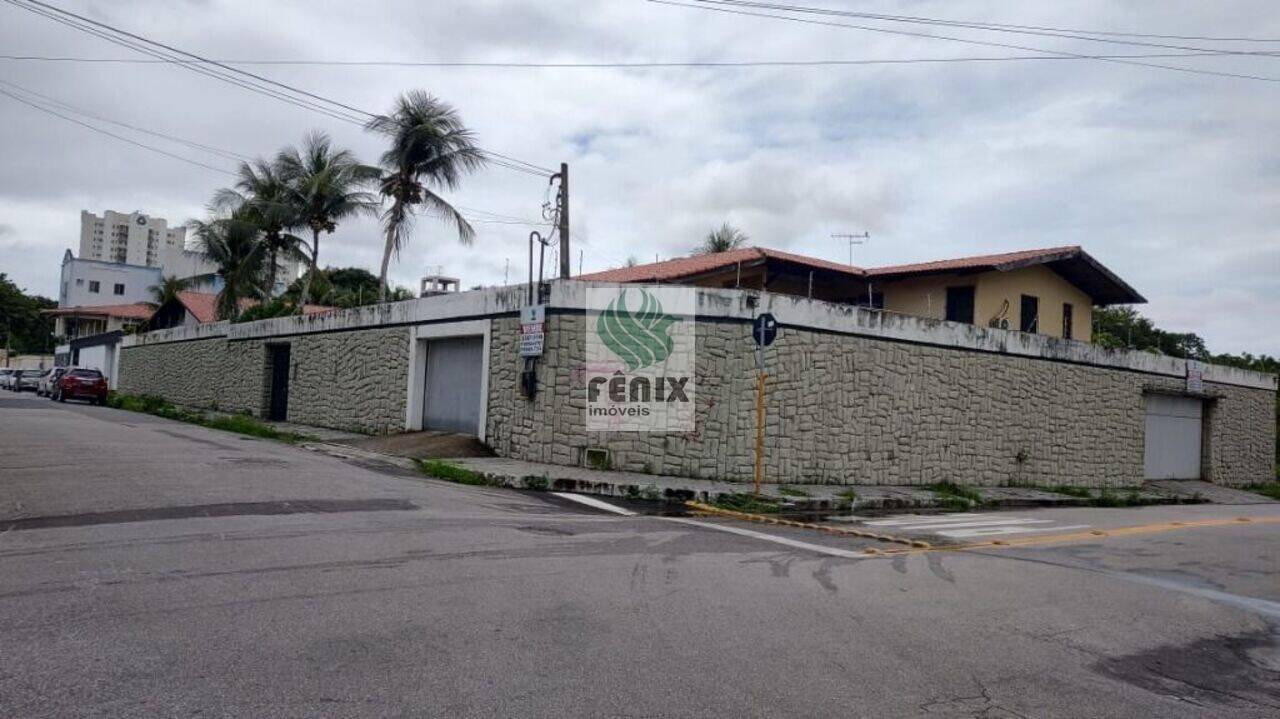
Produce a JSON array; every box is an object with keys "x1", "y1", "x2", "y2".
[
  {"x1": 853, "y1": 290, "x2": 884, "y2": 309},
  {"x1": 69, "y1": 369, "x2": 103, "y2": 378},
  {"x1": 113, "y1": 283, "x2": 125, "y2": 295},
  {"x1": 945, "y1": 286, "x2": 976, "y2": 323},
  {"x1": 1020, "y1": 295, "x2": 1040, "y2": 333},
  {"x1": 1062, "y1": 303, "x2": 1073, "y2": 340},
  {"x1": 88, "y1": 280, "x2": 100, "y2": 293}
]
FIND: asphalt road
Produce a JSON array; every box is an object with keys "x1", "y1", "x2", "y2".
[{"x1": 1, "y1": 392, "x2": 1278, "y2": 718}]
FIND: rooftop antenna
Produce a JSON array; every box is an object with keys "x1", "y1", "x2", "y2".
[{"x1": 832, "y1": 232, "x2": 870, "y2": 266}]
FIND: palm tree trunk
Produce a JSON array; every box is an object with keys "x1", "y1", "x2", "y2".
[
  {"x1": 377, "y1": 199, "x2": 404, "y2": 304},
  {"x1": 299, "y1": 228, "x2": 320, "y2": 312},
  {"x1": 267, "y1": 242, "x2": 278, "y2": 299}
]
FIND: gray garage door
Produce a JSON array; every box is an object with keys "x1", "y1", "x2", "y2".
[
  {"x1": 1143, "y1": 394, "x2": 1203, "y2": 479},
  {"x1": 423, "y1": 336, "x2": 484, "y2": 435}
]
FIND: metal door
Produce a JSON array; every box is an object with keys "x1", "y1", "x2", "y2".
[
  {"x1": 1143, "y1": 394, "x2": 1203, "y2": 479},
  {"x1": 268, "y1": 345, "x2": 290, "y2": 422},
  {"x1": 422, "y1": 336, "x2": 483, "y2": 435}
]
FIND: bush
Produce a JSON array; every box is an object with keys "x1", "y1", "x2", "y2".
[{"x1": 415, "y1": 459, "x2": 494, "y2": 486}]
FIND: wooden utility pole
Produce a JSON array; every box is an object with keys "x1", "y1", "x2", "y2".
[{"x1": 557, "y1": 162, "x2": 570, "y2": 279}]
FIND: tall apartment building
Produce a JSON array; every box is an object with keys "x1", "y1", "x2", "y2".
[{"x1": 79, "y1": 210, "x2": 187, "y2": 268}]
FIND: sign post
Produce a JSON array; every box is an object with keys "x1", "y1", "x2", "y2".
[{"x1": 752, "y1": 313, "x2": 777, "y2": 496}]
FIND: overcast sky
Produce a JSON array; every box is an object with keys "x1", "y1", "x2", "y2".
[{"x1": 0, "y1": 1, "x2": 1277, "y2": 355}]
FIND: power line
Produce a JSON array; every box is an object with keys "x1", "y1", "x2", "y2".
[
  {"x1": 0, "y1": 88, "x2": 236, "y2": 175},
  {"x1": 653, "y1": 1, "x2": 1280, "y2": 83},
  {"x1": 0, "y1": 78, "x2": 250, "y2": 162},
  {"x1": 694, "y1": 1, "x2": 1280, "y2": 57},
  {"x1": 3, "y1": 0, "x2": 556, "y2": 175},
  {"x1": 0, "y1": 51, "x2": 1264, "y2": 67}
]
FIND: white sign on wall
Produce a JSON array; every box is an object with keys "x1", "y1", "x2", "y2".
[
  {"x1": 519, "y1": 304, "x2": 546, "y2": 357},
  {"x1": 1186, "y1": 360, "x2": 1205, "y2": 393}
]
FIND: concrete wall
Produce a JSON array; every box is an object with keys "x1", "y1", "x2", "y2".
[{"x1": 880, "y1": 266, "x2": 1093, "y2": 341}]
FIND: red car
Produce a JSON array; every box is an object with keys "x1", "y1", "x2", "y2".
[{"x1": 55, "y1": 368, "x2": 109, "y2": 405}]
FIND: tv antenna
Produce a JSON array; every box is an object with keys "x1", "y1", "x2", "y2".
[{"x1": 832, "y1": 232, "x2": 870, "y2": 266}]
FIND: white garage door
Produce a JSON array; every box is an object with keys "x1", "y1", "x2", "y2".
[
  {"x1": 422, "y1": 336, "x2": 484, "y2": 435},
  {"x1": 1143, "y1": 394, "x2": 1203, "y2": 479}
]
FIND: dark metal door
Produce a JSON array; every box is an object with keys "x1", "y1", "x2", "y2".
[
  {"x1": 423, "y1": 336, "x2": 484, "y2": 434},
  {"x1": 268, "y1": 345, "x2": 290, "y2": 421}
]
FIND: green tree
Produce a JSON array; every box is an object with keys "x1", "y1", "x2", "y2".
[
  {"x1": 212, "y1": 157, "x2": 304, "y2": 297},
  {"x1": 277, "y1": 131, "x2": 380, "y2": 311},
  {"x1": 282, "y1": 266, "x2": 413, "y2": 308},
  {"x1": 187, "y1": 214, "x2": 269, "y2": 321},
  {"x1": 0, "y1": 274, "x2": 56, "y2": 354},
  {"x1": 148, "y1": 275, "x2": 191, "y2": 308},
  {"x1": 695, "y1": 223, "x2": 748, "y2": 254},
  {"x1": 365, "y1": 91, "x2": 486, "y2": 302}
]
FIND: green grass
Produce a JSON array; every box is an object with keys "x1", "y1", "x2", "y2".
[
  {"x1": 1046, "y1": 485, "x2": 1093, "y2": 499},
  {"x1": 777, "y1": 486, "x2": 810, "y2": 498},
  {"x1": 1090, "y1": 488, "x2": 1155, "y2": 507},
  {"x1": 928, "y1": 482, "x2": 983, "y2": 504},
  {"x1": 1245, "y1": 483, "x2": 1280, "y2": 501},
  {"x1": 711, "y1": 492, "x2": 782, "y2": 514},
  {"x1": 415, "y1": 459, "x2": 495, "y2": 486},
  {"x1": 107, "y1": 392, "x2": 305, "y2": 443}
]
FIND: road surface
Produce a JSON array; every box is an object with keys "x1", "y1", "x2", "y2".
[{"x1": 1, "y1": 392, "x2": 1277, "y2": 717}]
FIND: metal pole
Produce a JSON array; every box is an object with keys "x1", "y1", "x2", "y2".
[{"x1": 528, "y1": 232, "x2": 538, "y2": 305}]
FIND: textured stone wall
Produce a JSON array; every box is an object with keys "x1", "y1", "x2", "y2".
[
  {"x1": 119, "y1": 326, "x2": 410, "y2": 434},
  {"x1": 487, "y1": 314, "x2": 1276, "y2": 487},
  {"x1": 274, "y1": 327, "x2": 410, "y2": 434},
  {"x1": 118, "y1": 336, "x2": 267, "y2": 415}
]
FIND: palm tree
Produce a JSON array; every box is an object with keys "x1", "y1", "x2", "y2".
[
  {"x1": 696, "y1": 223, "x2": 748, "y2": 254},
  {"x1": 277, "y1": 131, "x2": 380, "y2": 310},
  {"x1": 212, "y1": 158, "x2": 303, "y2": 297},
  {"x1": 187, "y1": 214, "x2": 268, "y2": 321},
  {"x1": 147, "y1": 275, "x2": 190, "y2": 308},
  {"x1": 365, "y1": 91, "x2": 486, "y2": 302}
]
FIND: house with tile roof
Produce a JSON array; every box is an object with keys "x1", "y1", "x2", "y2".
[{"x1": 579, "y1": 245, "x2": 1144, "y2": 342}]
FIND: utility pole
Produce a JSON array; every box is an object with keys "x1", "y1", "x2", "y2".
[{"x1": 555, "y1": 162, "x2": 570, "y2": 279}]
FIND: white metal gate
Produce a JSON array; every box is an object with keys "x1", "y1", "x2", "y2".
[
  {"x1": 422, "y1": 336, "x2": 484, "y2": 435},
  {"x1": 1143, "y1": 394, "x2": 1203, "y2": 479}
]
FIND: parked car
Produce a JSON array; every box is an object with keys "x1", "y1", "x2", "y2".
[
  {"x1": 37, "y1": 367, "x2": 67, "y2": 397},
  {"x1": 54, "y1": 367, "x2": 109, "y2": 405},
  {"x1": 13, "y1": 369, "x2": 47, "y2": 392},
  {"x1": 0, "y1": 368, "x2": 15, "y2": 390}
]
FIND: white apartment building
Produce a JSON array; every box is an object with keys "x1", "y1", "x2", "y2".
[{"x1": 80, "y1": 210, "x2": 187, "y2": 268}]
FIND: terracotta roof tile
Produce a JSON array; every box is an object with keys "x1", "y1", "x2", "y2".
[
  {"x1": 42, "y1": 303, "x2": 156, "y2": 320},
  {"x1": 867, "y1": 246, "x2": 1082, "y2": 276},
  {"x1": 579, "y1": 247, "x2": 863, "y2": 283}
]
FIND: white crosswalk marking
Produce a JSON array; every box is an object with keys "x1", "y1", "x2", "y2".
[{"x1": 854, "y1": 513, "x2": 1091, "y2": 538}]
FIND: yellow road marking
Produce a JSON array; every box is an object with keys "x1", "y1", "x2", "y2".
[{"x1": 685, "y1": 501, "x2": 1280, "y2": 558}]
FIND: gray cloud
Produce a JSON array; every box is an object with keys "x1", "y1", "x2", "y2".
[{"x1": 0, "y1": 0, "x2": 1277, "y2": 355}]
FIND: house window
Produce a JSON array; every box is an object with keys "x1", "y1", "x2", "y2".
[
  {"x1": 1020, "y1": 295, "x2": 1039, "y2": 333},
  {"x1": 88, "y1": 280, "x2": 100, "y2": 293},
  {"x1": 113, "y1": 283, "x2": 125, "y2": 296},
  {"x1": 75, "y1": 278, "x2": 84, "y2": 286},
  {"x1": 945, "y1": 286, "x2": 976, "y2": 323},
  {"x1": 1062, "y1": 303, "x2": 1073, "y2": 340}
]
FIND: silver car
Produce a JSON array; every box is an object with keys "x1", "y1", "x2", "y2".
[
  {"x1": 37, "y1": 367, "x2": 67, "y2": 397},
  {"x1": 13, "y1": 369, "x2": 46, "y2": 392},
  {"x1": 0, "y1": 368, "x2": 15, "y2": 390}
]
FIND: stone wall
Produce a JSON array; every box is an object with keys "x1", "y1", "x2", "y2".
[
  {"x1": 269, "y1": 327, "x2": 410, "y2": 434},
  {"x1": 487, "y1": 314, "x2": 1276, "y2": 487},
  {"x1": 118, "y1": 335, "x2": 267, "y2": 415},
  {"x1": 119, "y1": 326, "x2": 411, "y2": 434}
]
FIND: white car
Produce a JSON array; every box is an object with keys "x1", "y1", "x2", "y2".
[
  {"x1": 37, "y1": 367, "x2": 67, "y2": 397},
  {"x1": 0, "y1": 368, "x2": 14, "y2": 390}
]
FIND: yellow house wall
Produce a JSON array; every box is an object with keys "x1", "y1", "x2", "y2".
[{"x1": 880, "y1": 266, "x2": 1093, "y2": 341}]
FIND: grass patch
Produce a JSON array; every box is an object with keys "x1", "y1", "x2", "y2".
[
  {"x1": 521, "y1": 474, "x2": 550, "y2": 491},
  {"x1": 1046, "y1": 485, "x2": 1093, "y2": 499},
  {"x1": 1090, "y1": 488, "x2": 1155, "y2": 507},
  {"x1": 415, "y1": 459, "x2": 495, "y2": 486},
  {"x1": 834, "y1": 488, "x2": 858, "y2": 511},
  {"x1": 778, "y1": 486, "x2": 810, "y2": 498},
  {"x1": 711, "y1": 492, "x2": 782, "y2": 514},
  {"x1": 107, "y1": 392, "x2": 305, "y2": 443},
  {"x1": 1245, "y1": 483, "x2": 1280, "y2": 501},
  {"x1": 928, "y1": 482, "x2": 983, "y2": 506}
]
